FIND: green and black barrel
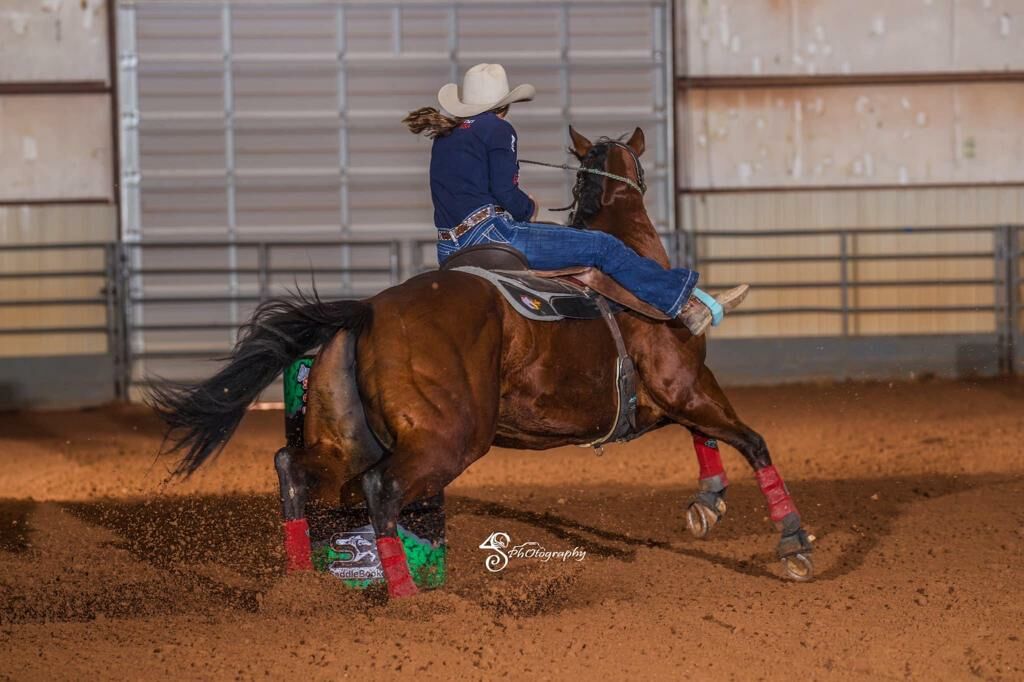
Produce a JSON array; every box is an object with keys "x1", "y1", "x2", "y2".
[{"x1": 280, "y1": 356, "x2": 447, "y2": 590}]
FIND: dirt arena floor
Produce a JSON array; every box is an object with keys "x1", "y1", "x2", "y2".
[{"x1": 1, "y1": 378, "x2": 1022, "y2": 680}]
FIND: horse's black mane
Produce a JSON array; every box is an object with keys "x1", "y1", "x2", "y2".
[{"x1": 568, "y1": 136, "x2": 627, "y2": 228}]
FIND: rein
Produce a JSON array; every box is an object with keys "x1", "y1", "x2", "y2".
[{"x1": 519, "y1": 158, "x2": 646, "y2": 196}]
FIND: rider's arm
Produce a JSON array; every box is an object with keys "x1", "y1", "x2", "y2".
[{"x1": 486, "y1": 121, "x2": 535, "y2": 222}]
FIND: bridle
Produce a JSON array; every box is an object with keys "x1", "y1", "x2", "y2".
[{"x1": 519, "y1": 139, "x2": 647, "y2": 213}]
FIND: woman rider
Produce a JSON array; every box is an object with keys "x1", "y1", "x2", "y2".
[{"x1": 403, "y1": 63, "x2": 748, "y2": 335}]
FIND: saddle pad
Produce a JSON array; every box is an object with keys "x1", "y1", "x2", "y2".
[
  {"x1": 451, "y1": 265, "x2": 638, "y2": 446},
  {"x1": 451, "y1": 266, "x2": 615, "y2": 321}
]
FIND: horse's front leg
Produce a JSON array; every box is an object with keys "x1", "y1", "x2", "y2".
[
  {"x1": 684, "y1": 431, "x2": 729, "y2": 539},
  {"x1": 653, "y1": 363, "x2": 815, "y2": 580}
]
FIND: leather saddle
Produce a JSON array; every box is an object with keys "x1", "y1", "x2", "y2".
[
  {"x1": 439, "y1": 244, "x2": 669, "y2": 322},
  {"x1": 439, "y1": 242, "x2": 654, "y2": 449}
]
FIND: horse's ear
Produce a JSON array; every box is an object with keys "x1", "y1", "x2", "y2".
[
  {"x1": 626, "y1": 127, "x2": 645, "y2": 156},
  {"x1": 568, "y1": 126, "x2": 592, "y2": 160}
]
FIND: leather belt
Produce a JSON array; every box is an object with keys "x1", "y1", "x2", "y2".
[{"x1": 438, "y1": 205, "x2": 508, "y2": 242}]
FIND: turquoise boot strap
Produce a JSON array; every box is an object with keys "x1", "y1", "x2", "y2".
[{"x1": 692, "y1": 288, "x2": 724, "y2": 326}]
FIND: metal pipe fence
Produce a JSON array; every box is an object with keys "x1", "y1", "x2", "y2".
[
  {"x1": 0, "y1": 239, "x2": 401, "y2": 397},
  {"x1": 0, "y1": 225, "x2": 1020, "y2": 400},
  {"x1": 685, "y1": 225, "x2": 1022, "y2": 375}
]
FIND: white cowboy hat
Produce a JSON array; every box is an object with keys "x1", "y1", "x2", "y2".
[{"x1": 437, "y1": 63, "x2": 535, "y2": 118}]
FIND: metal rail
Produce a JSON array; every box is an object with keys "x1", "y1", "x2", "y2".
[
  {"x1": 0, "y1": 225, "x2": 1020, "y2": 398},
  {"x1": 0, "y1": 244, "x2": 114, "y2": 344},
  {"x1": 0, "y1": 239, "x2": 402, "y2": 397},
  {"x1": 415, "y1": 224, "x2": 1022, "y2": 367}
]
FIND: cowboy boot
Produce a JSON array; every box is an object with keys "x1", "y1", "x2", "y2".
[{"x1": 678, "y1": 285, "x2": 750, "y2": 336}]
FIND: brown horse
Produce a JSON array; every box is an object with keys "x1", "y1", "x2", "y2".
[{"x1": 150, "y1": 126, "x2": 814, "y2": 598}]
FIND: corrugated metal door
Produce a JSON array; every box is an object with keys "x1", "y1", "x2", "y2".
[{"x1": 117, "y1": 0, "x2": 674, "y2": 387}]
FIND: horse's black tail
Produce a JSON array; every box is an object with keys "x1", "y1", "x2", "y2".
[{"x1": 146, "y1": 290, "x2": 371, "y2": 477}]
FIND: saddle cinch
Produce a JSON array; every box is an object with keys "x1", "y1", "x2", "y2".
[{"x1": 440, "y1": 243, "x2": 666, "y2": 449}]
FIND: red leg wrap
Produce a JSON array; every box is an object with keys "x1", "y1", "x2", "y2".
[
  {"x1": 693, "y1": 432, "x2": 728, "y2": 485},
  {"x1": 376, "y1": 536, "x2": 419, "y2": 598},
  {"x1": 282, "y1": 518, "x2": 313, "y2": 572},
  {"x1": 755, "y1": 465, "x2": 798, "y2": 523}
]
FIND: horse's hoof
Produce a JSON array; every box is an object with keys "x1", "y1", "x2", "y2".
[
  {"x1": 685, "y1": 499, "x2": 723, "y2": 539},
  {"x1": 781, "y1": 553, "x2": 814, "y2": 582}
]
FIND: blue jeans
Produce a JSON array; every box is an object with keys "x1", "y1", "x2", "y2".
[{"x1": 437, "y1": 207, "x2": 698, "y2": 317}]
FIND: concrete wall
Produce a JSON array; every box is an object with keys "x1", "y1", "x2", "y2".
[
  {"x1": 679, "y1": 0, "x2": 1024, "y2": 76},
  {"x1": 0, "y1": 95, "x2": 113, "y2": 202},
  {"x1": 0, "y1": 0, "x2": 110, "y2": 82},
  {"x1": 0, "y1": 0, "x2": 116, "y2": 407},
  {"x1": 676, "y1": 0, "x2": 1024, "y2": 344},
  {"x1": 681, "y1": 82, "x2": 1024, "y2": 189},
  {"x1": 706, "y1": 334, "x2": 1005, "y2": 385}
]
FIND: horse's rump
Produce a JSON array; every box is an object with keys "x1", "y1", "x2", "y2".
[{"x1": 349, "y1": 270, "x2": 623, "y2": 452}]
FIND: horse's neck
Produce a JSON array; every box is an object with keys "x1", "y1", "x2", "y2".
[{"x1": 589, "y1": 196, "x2": 671, "y2": 269}]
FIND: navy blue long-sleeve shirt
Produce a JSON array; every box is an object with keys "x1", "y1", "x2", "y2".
[{"x1": 429, "y1": 111, "x2": 535, "y2": 229}]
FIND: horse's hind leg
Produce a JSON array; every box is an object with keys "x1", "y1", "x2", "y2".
[
  {"x1": 361, "y1": 462, "x2": 419, "y2": 598},
  {"x1": 661, "y1": 364, "x2": 814, "y2": 579},
  {"x1": 360, "y1": 436, "x2": 489, "y2": 599},
  {"x1": 274, "y1": 445, "x2": 323, "y2": 572},
  {"x1": 274, "y1": 441, "x2": 356, "y2": 572},
  {"x1": 358, "y1": 403, "x2": 497, "y2": 598},
  {"x1": 275, "y1": 327, "x2": 387, "y2": 573}
]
